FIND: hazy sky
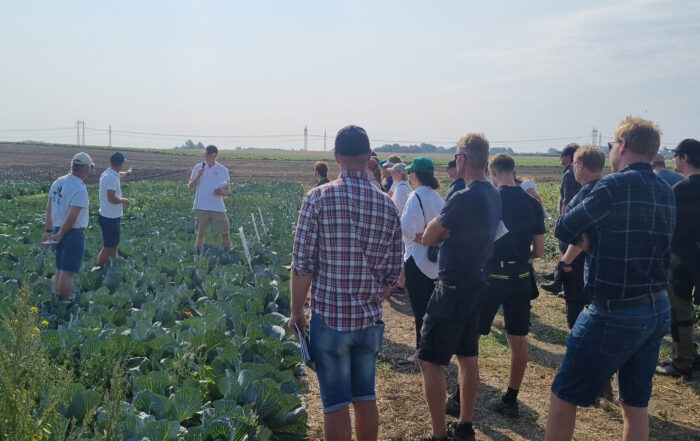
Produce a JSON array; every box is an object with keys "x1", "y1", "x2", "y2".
[{"x1": 1, "y1": 0, "x2": 698, "y2": 151}]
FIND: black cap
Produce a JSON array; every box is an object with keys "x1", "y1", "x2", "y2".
[
  {"x1": 668, "y1": 138, "x2": 700, "y2": 156},
  {"x1": 556, "y1": 145, "x2": 578, "y2": 157},
  {"x1": 334, "y1": 125, "x2": 370, "y2": 156},
  {"x1": 109, "y1": 152, "x2": 126, "y2": 165},
  {"x1": 205, "y1": 145, "x2": 218, "y2": 155}
]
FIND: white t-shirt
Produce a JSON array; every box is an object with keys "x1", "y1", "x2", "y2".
[
  {"x1": 390, "y1": 180, "x2": 412, "y2": 217},
  {"x1": 99, "y1": 168, "x2": 123, "y2": 218},
  {"x1": 190, "y1": 162, "x2": 230, "y2": 212},
  {"x1": 520, "y1": 180, "x2": 538, "y2": 194},
  {"x1": 400, "y1": 186, "x2": 445, "y2": 279},
  {"x1": 49, "y1": 173, "x2": 89, "y2": 229}
]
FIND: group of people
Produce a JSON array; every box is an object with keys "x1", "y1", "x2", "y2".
[
  {"x1": 42, "y1": 145, "x2": 234, "y2": 302},
  {"x1": 289, "y1": 119, "x2": 699, "y2": 441}
]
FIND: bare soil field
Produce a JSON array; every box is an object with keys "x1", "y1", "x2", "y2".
[{"x1": 0, "y1": 143, "x2": 563, "y2": 185}]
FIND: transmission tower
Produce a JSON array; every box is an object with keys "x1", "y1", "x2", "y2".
[
  {"x1": 109, "y1": 125, "x2": 112, "y2": 147},
  {"x1": 591, "y1": 127, "x2": 598, "y2": 146},
  {"x1": 304, "y1": 126, "x2": 308, "y2": 151},
  {"x1": 324, "y1": 130, "x2": 327, "y2": 151}
]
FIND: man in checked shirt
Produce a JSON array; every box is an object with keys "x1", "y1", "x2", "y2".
[
  {"x1": 545, "y1": 117, "x2": 675, "y2": 441},
  {"x1": 289, "y1": 125, "x2": 403, "y2": 441}
]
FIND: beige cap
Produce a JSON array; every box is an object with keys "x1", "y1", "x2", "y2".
[{"x1": 72, "y1": 152, "x2": 95, "y2": 167}]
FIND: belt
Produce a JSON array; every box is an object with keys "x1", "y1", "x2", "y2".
[{"x1": 591, "y1": 290, "x2": 667, "y2": 310}]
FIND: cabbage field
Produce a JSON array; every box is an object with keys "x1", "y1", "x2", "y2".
[{"x1": 0, "y1": 181, "x2": 307, "y2": 441}]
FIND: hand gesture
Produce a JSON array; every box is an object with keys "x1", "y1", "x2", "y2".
[
  {"x1": 197, "y1": 167, "x2": 206, "y2": 178},
  {"x1": 122, "y1": 198, "x2": 130, "y2": 208}
]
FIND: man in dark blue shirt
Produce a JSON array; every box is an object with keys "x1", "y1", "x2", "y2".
[
  {"x1": 445, "y1": 159, "x2": 466, "y2": 200},
  {"x1": 545, "y1": 117, "x2": 674, "y2": 441},
  {"x1": 652, "y1": 153, "x2": 684, "y2": 187},
  {"x1": 422, "y1": 133, "x2": 501, "y2": 441},
  {"x1": 557, "y1": 146, "x2": 606, "y2": 329}
]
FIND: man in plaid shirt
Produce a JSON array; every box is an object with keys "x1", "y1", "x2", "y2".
[
  {"x1": 289, "y1": 125, "x2": 403, "y2": 441},
  {"x1": 545, "y1": 117, "x2": 675, "y2": 441}
]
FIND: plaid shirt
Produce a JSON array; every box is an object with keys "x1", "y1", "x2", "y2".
[
  {"x1": 559, "y1": 165, "x2": 582, "y2": 213},
  {"x1": 555, "y1": 162, "x2": 675, "y2": 300},
  {"x1": 292, "y1": 170, "x2": 403, "y2": 331}
]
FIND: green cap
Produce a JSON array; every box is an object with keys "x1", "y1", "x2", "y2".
[{"x1": 405, "y1": 156, "x2": 435, "y2": 173}]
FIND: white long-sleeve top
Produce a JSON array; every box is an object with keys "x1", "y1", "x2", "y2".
[
  {"x1": 401, "y1": 185, "x2": 445, "y2": 279},
  {"x1": 390, "y1": 179, "x2": 412, "y2": 216}
]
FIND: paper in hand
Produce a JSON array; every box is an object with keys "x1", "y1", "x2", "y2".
[
  {"x1": 42, "y1": 239, "x2": 59, "y2": 245},
  {"x1": 294, "y1": 323, "x2": 315, "y2": 371},
  {"x1": 494, "y1": 220, "x2": 509, "y2": 242}
]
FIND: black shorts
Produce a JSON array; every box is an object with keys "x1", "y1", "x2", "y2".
[
  {"x1": 479, "y1": 275, "x2": 531, "y2": 336},
  {"x1": 98, "y1": 214, "x2": 121, "y2": 248},
  {"x1": 418, "y1": 280, "x2": 486, "y2": 365}
]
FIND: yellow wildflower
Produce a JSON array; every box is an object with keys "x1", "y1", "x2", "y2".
[
  {"x1": 41, "y1": 320, "x2": 49, "y2": 327},
  {"x1": 30, "y1": 306, "x2": 39, "y2": 314}
]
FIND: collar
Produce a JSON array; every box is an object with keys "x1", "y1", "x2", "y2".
[
  {"x1": 340, "y1": 170, "x2": 370, "y2": 180},
  {"x1": 563, "y1": 164, "x2": 572, "y2": 173},
  {"x1": 620, "y1": 162, "x2": 653, "y2": 173}
]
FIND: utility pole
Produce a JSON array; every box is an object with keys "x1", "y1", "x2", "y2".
[
  {"x1": 76, "y1": 120, "x2": 81, "y2": 145},
  {"x1": 109, "y1": 125, "x2": 112, "y2": 147},
  {"x1": 324, "y1": 130, "x2": 327, "y2": 151},
  {"x1": 591, "y1": 126, "x2": 598, "y2": 146},
  {"x1": 303, "y1": 126, "x2": 308, "y2": 151},
  {"x1": 82, "y1": 121, "x2": 85, "y2": 146}
]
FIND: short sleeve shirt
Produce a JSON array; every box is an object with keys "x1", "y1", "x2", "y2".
[
  {"x1": 437, "y1": 181, "x2": 501, "y2": 285},
  {"x1": 191, "y1": 162, "x2": 230, "y2": 212},
  {"x1": 489, "y1": 186, "x2": 545, "y2": 267},
  {"x1": 390, "y1": 180, "x2": 412, "y2": 217},
  {"x1": 49, "y1": 174, "x2": 89, "y2": 229},
  {"x1": 655, "y1": 169, "x2": 684, "y2": 187},
  {"x1": 559, "y1": 165, "x2": 581, "y2": 213},
  {"x1": 446, "y1": 177, "x2": 466, "y2": 201},
  {"x1": 99, "y1": 168, "x2": 123, "y2": 218}
]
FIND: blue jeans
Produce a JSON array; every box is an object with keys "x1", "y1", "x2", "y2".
[
  {"x1": 551, "y1": 294, "x2": 670, "y2": 407},
  {"x1": 310, "y1": 315, "x2": 384, "y2": 413}
]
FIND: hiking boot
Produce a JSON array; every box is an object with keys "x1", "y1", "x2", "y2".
[
  {"x1": 487, "y1": 396, "x2": 520, "y2": 419},
  {"x1": 445, "y1": 394, "x2": 461, "y2": 418},
  {"x1": 448, "y1": 421, "x2": 476, "y2": 441},
  {"x1": 656, "y1": 362, "x2": 692, "y2": 380}
]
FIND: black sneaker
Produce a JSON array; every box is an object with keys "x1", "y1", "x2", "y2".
[
  {"x1": 487, "y1": 397, "x2": 520, "y2": 419},
  {"x1": 445, "y1": 394, "x2": 461, "y2": 418},
  {"x1": 448, "y1": 422, "x2": 476, "y2": 441},
  {"x1": 540, "y1": 280, "x2": 563, "y2": 295}
]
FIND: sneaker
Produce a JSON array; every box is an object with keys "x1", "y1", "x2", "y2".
[
  {"x1": 656, "y1": 362, "x2": 692, "y2": 380},
  {"x1": 487, "y1": 397, "x2": 520, "y2": 419},
  {"x1": 448, "y1": 421, "x2": 476, "y2": 441},
  {"x1": 540, "y1": 280, "x2": 563, "y2": 295},
  {"x1": 445, "y1": 394, "x2": 461, "y2": 418},
  {"x1": 543, "y1": 271, "x2": 556, "y2": 281}
]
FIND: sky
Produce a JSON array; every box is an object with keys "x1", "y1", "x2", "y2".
[{"x1": 1, "y1": 0, "x2": 699, "y2": 152}]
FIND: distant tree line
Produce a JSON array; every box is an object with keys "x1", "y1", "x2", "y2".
[
  {"x1": 375, "y1": 143, "x2": 517, "y2": 155},
  {"x1": 174, "y1": 139, "x2": 205, "y2": 150}
]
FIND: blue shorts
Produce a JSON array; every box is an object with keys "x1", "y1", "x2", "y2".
[
  {"x1": 98, "y1": 214, "x2": 121, "y2": 247},
  {"x1": 551, "y1": 294, "x2": 670, "y2": 408},
  {"x1": 309, "y1": 315, "x2": 385, "y2": 413},
  {"x1": 54, "y1": 227, "x2": 85, "y2": 274}
]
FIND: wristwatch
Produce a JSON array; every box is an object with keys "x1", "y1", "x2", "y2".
[{"x1": 559, "y1": 260, "x2": 572, "y2": 269}]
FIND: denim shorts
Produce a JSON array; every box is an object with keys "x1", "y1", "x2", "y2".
[
  {"x1": 310, "y1": 315, "x2": 384, "y2": 413},
  {"x1": 551, "y1": 294, "x2": 670, "y2": 408},
  {"x1": 54, "y1": 227, "x2": 86, "y2": 274},
  {"x1": 98, "y1": 214, "x2": 121, "y2": 247}
]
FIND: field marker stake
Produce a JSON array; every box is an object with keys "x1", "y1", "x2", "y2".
[
  {"x1": 257, "y1": 207, "x2": 267, "y2": 235},
  {"x1": 238, "y1": 226, "x2": 253, "y2": 272},
  {"x1": 251, "y1": 213, "x2": 261, "y2": 242}
]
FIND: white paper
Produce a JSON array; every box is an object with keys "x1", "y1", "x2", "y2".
[
  {"x1": 494, "y1": 220, "x2": 509, "y2": 242},
  {"x1": 42, "y1": 239, "x2": 59, "y2": 245},
  {"x1": 294, "y1": 323, "x2": 313, "y2": 366}
]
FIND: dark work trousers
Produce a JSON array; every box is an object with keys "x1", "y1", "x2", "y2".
[
  {"x1": 669, "y1": 254, "x2": 699, "y2": 373},
  {"x1": 561, "y1": 254, "x2": 589, "y2": 329},
  {"x1": 405, "y1": 256, "x2": 437, "y2": 349}
]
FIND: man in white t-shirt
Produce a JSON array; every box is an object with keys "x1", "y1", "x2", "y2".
[
  {"x1": 188, "y1": 145, "x2": 232, "y2": 251},
  {"x1": 42, "y1": 152, "x2": 94, "y2": 300},
  {"x1": 97, "y1": 152, "x2": 131, "y2": 267}
]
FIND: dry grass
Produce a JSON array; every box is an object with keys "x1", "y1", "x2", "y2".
[{"x1": 300, "y1": 261, "x2": 700, "y2": 440}]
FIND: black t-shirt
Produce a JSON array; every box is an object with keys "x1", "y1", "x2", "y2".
[
  {"x1": 446, "y1": 177, "x2": 466, "y2": 201},
  {"x1": 672, "y1": 174, "x2": 700, "y2": 267},
  {"x1": 437, "y1": 181, "x2": 501, "y2": 284},
  {"x1": 488, "y1": 186, "x2": 546, "y2": 269}
]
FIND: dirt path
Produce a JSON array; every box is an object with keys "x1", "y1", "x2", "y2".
[{"x1": 299, "y1": 261, "x2": 700, "y2": 441}]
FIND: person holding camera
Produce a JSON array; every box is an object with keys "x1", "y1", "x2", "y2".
[{"x1": 400, "y1": 157, "x2": 444, "y2": 362}]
